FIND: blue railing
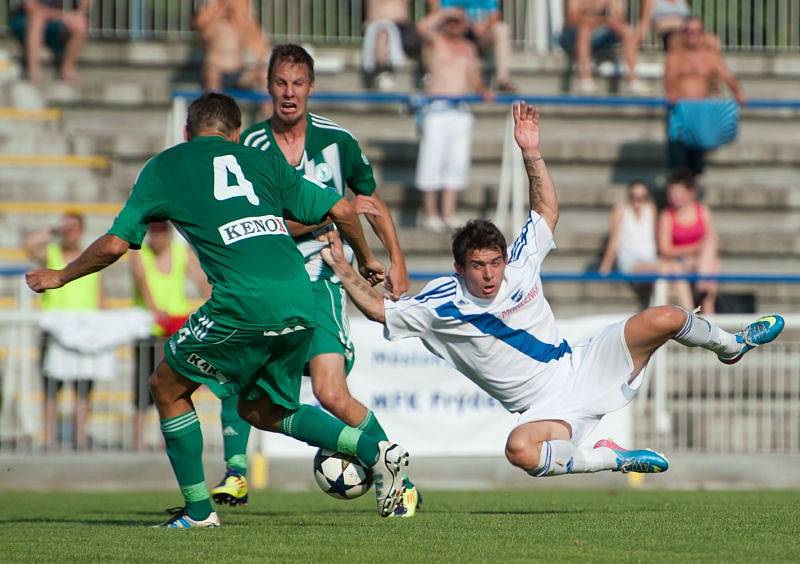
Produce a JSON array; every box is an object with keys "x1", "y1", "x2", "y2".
[
  {"x1": 172, "y1": 90, "x2": 800, "y2": 110},
  {"x1": 5, "y1": 265, "x2": 800, "y2": 286}
]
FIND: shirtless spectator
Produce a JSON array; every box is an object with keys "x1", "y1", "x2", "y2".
[
  {"x1": 362, "y1": 0, "x2": 421, "y2": 91},
  {"x1": 664, "y1": 16, "x2": 744, "y2": 175},
  {"x1": 561, "y1": 0, "x2": 649, "y2": 94},
  {"x1": 195, "y1": 0, "x2": 270, "y2": 105},
  {"x1": 415, "y1": 8, "x2": 492, "y2": 232},
  {"x1": 658, "y1": 171, "x2": 721, "y2": 314},
  {"x1": 10, "y1": 0, "x2": 91, "y2": 83},
  {"x1": 435, "y1": 0, "x2": 516, "y2": 92}
]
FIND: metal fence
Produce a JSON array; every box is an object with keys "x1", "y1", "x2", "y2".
[
  {"x1": 0, "y1": 0, "x2": 798, "y2": 51},
  {"x1": 1, "y1": 271, "x2": 798, "y2": 456}
]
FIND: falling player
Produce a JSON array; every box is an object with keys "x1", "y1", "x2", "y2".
[{"x1": 320, "y1": 101, "x2": 785, "y2": 479}]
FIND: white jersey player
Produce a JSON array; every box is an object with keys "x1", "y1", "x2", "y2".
[{"x1": 322, "y1": 102, "x2": 785, "y2": 478}]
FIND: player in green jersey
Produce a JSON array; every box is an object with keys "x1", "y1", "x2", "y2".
[
  {"x1": 26, "y1": 93, "x2": 410, "y2": 527},
  {"x1": 210, "y1": 44, "x2": 420, "y2": 516}
]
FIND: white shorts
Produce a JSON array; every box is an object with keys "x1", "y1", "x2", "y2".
[
  {"x1": 415, "y1": 102, "x2": 473, "y2": 192},
  {"x1": 515, "y1": 320, "x2": 645, "y2": 445}
]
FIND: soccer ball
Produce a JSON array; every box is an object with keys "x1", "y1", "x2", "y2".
[{"x1": 313, "y1": 449, "x2": 373, "y2": 499}]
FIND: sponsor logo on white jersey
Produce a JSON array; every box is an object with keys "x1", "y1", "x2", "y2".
[{"x1": 218, "y1": 214, "x2": 288, "y2": 245}]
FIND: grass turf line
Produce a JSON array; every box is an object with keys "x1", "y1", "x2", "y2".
[{"x1": 0, "y1": 490, "x2": 797, "y2": 562}]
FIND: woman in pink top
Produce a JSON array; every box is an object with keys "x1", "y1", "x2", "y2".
[{"x1": 658, "y1": 171, "x2": 721, "y2": 313}]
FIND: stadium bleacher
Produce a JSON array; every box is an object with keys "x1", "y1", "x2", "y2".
[{"x1": 1, "y1": 37, "x2": 799, "y2": 316}]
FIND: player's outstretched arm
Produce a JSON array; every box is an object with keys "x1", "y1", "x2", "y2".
[
  {"x1": 328, "y1": 199, "x2": 386, "y2": 286},
  {"x1": 513, "y1": 102, "x2": 558, "y2": 233},
  {"x1": 321, "y1": 232, "x2": 386, "y2": 324},
  {"x1": 361, "y1": 191, "x2": 409, "y2": 300},
  {"x1": 26, "y1": 234, "x2": 129, "y2": 293}
]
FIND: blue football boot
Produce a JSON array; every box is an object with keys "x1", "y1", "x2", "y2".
[
  {"x1": 594, "y1": 439, "x2": 669, "y2": 474},
  {"x1": 718, "y1": 315, "x2": 785, "y2": 365}
]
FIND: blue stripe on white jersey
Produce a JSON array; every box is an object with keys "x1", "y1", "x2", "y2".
[
  {"x1": 414, "y1": 279, "x2": 457, "y2": 303},
  {"x1": 434, "y1": 301, "x2": 571, "y2": 363},
  {"x1": 509, "y1": 214, "x2": 534, "y2": 263}
]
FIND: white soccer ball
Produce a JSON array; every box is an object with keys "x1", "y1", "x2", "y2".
[{"x1": 313, "y1": 449, "x2": 373, "y2": 499}]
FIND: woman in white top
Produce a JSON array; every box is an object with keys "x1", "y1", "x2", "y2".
[
  {"x1": 599, "y1": 180, "x2": 659, "y2": 274},
  {"x1": 599, "y1": 180, "x2": 694, "y2": 308}
]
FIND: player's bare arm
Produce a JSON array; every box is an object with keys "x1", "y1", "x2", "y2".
[
  {"x1": 285, "y1": 194, "x2": 382, "y2": 237},
  {"x1": 26, "y1": 234, "x2": 129, "y2": 293},
  {"x1": 513, "y1": 102, "x2": 558, "y2": 232},
  {"x1": 327, "y1": 199, "x2": 386, "y2": 285},
  {"x1": 362, "y1": 191, "x2": 409, "y2": 299},
  {"x1": 321, "y1": 231, "x2": 386, "y2": 323}
]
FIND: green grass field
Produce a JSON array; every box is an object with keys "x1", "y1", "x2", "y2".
[{"x1": 0, "y1": 490, "x2": 798, "y2": 562}]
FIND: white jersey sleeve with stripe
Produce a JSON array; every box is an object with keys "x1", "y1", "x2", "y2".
[{"x1": 383, "y1": 211, "x2": 569, "y2": 413}]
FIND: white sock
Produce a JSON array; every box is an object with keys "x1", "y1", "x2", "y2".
[
  {"x1": 672, "y1": 307, "x2": 740, "y2": 356},
  {"x1": 529, "y1": 440, "x2": 617, "y2": 477}
]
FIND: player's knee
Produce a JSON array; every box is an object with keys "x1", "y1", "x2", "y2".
[
  {"x1": 647, "y1": 305, "x2": 687, "y2": 336},
  {"x1": 504, "y1": 436, "x2": 540, "y2": 471},
  {"x1": 147, "y1": 371, "x2": 169, "y2": 406},
  {"x1": 315, "y1": 385, "x2": 352, "y2": 417}
]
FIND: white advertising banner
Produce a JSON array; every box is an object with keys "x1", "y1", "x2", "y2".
[{"x1": 260, "y1": 314, "x2": 634, "y2": 458}]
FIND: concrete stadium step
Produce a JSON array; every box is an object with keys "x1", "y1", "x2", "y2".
[
  {"x1": 374, "y1": 167, "x2": 800, "y2": 213},
  {"x1": 5, "y1": 37, "x2": 796, "y2": 99}
]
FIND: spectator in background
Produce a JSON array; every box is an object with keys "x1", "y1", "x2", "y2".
[
  {"x1": 637, "y1": 1, "x2": 720, "y2": 51},
  {"x1": 636, "y1": 0, "x2": 690, "y2": 49},
  {"x1": 599, "y1": 180, "x2": 694, "y2": 310},
  {"x1": 434, "y1": 0, "x2": 516, "y2": 92},
  {"x1": 658, "y1": 171, "x2": 721, "y2": 314},
  {"x1": 362, "y1": 0, "x2": 421, "y2": 91},
  {"x1": 23, "y1": 211, "x2": 102, "y2": 449},
  {"x1": 128, "y1": 222, "x2": 210, "y2": 451},
  {"x1": 664, "y1": 17, "x2": 744, "y2": 176},
  {"x1": 11, "y1": 0, "x2": 91, "y2": 83},
  {"x1": 195, "y1": 0, "x2": 270, "y2": 112},
  {"x1": 561, "y1": 0, "x2": 649, "y2": 94},
  {"x1": 415, "y1": 8, "x2": 492, "y2": 232}
]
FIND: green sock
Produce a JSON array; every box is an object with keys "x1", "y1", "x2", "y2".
[
  {"x1": 280, "y1": 404, "x2": 380, "y2": 466},
  {"x1": 160, "y1": 411, "x2": 212, "y2": 521},
  {"x1": 357, "y1": 410, "x2": 388, "y2": 442},
  {"x1": 220, "y1": 395, "x2": 251, "y2": 476}
]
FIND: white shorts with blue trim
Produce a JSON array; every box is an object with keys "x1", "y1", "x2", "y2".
[{"x1": 514, "y1": 320, "x2": 644, "y2": 446}]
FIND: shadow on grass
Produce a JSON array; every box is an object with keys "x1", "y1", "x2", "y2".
[
  {"x1": 2, "y1": 517, "x2": 145, "y2": 527},
  {"x1": 467, "y1": 509, "x2": 587, "y2": 516}
]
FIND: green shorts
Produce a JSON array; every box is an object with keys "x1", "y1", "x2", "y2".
[
  {"x1": 306, "y1": 279, "x2": 355, "y2": 375},
  {"x1": 164, "y1": 305, "x2": 314, "y2": 410}
]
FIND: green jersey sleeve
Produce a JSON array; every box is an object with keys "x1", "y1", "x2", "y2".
[
  {"x1": 278, "y1": 160, "x2": 342, "y2": 224},
  {"x1": 343, "y1": 136, "x2": 376, "y2": 196},
  {"x1": 107, "y1": 158, "x2": 168, "y2": 249}
]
